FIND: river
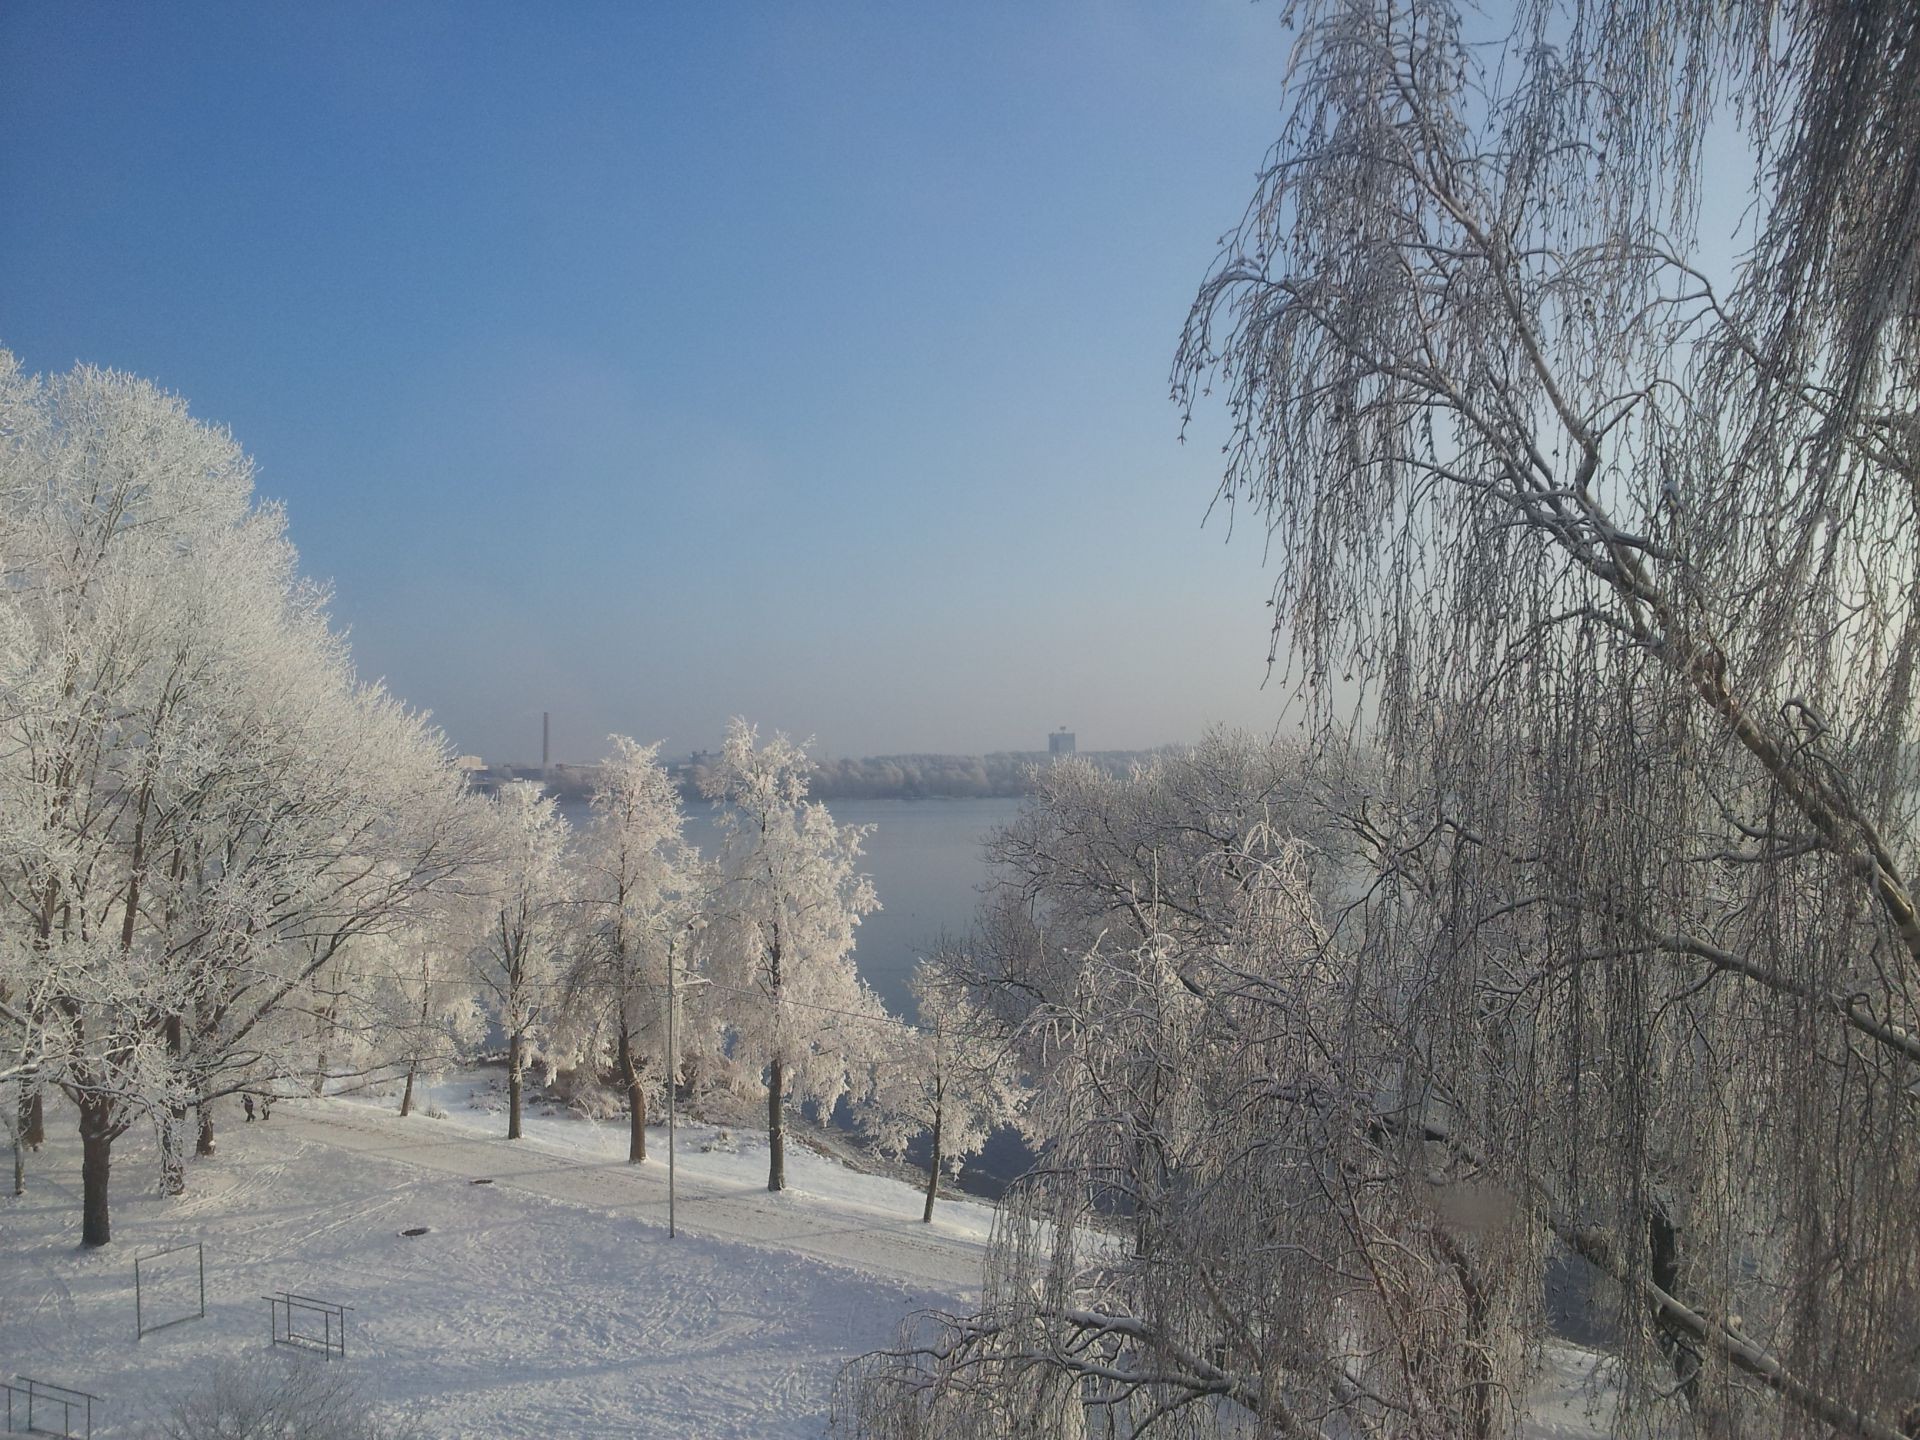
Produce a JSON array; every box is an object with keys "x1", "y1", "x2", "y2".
[
  {"x1": 556, "y1": 793, "x2": 1032, "y2": 1195},
  {"x1": 556, "y1": 794, "x2": 1022, "y2": 1019}
]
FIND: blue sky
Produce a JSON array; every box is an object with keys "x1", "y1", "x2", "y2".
[{"x1": 2, "y1": 2, "x2": 1295, "y2": 762}]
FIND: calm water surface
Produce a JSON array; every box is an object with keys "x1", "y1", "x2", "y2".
[
  {"x1": 558, "y1": 795, "x2": 1022, "y2": 1019},
  {"x1": 558, "y1": 793, "x2": 1031, "y2": 1194}
]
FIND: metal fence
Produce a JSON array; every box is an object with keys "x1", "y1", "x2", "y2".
[
  {"x1": 134, "y1": 1241, "x2": 206, "y2": 1338},
  {"x1": 263, "y1": 1292, "x2": 351, "y2": 1360},
  {"x1": 2, "y1": 1377, "x2": 100, "y2": 1439}
]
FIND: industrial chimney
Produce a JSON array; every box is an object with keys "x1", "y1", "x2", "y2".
[{"x1": 542, "y1": 711, "x2": 551, "y2": 774}]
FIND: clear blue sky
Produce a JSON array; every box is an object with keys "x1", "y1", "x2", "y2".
[{"x1": 2, "y1": 2, "x2": 1294, "y2": 763}]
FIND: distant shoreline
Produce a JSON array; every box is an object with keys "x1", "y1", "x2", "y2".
[{"x1": 471, "y1": 748, "x2": 1176, "y2": 804}]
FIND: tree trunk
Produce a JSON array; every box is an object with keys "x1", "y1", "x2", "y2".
[
  {"x1": 196, "y1": 1103, "x2": 216, "y2": 1157},
  {"x1": 400, "y1": 1061, "x2": 417, "y2": 1118},
  {"x1": 21, "y1": 1086, "x2": 43, "y2": 1150},
  {"x1": 159, "y1": 1107, "x2": 186, "y2": 1196},
  {"x1": 79, "y1": 1099, "x2": 114, "y2": 1247},
  {"x1": 313, "y1": 987, "x2": 340, "y2": 1096},
  {"x1": 507, "y1": 1030, "x2": 523, "y2": 1140},
  {"x1": 767, "y1": 1056, "x2": 785, "y2": 1192},
  {"x1": 160, "y1": 1015, "x2": 186, "y2": 1195},
  {"x1": 923, "y1": 1102, "x2": 943, "y2": 1223},
  {"x1": 618, "y1": 1025, "x2": 646, "y2": 1163}
]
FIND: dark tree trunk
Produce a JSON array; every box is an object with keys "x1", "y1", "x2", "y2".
[
  {"x1": 923, "y1": 1096, "x2": 943, "y2": 1224},
  {"x1": 618, "y1": 1025, "x2": 646, "y2": 1163},
  {"x1": 767, "y1": 1056, "x2": 785, "y2": 1192},
  {"x1": 196, "y1": 1103, "x2": 215, "y2": 1157},
  {"x1": 159, "y1": 1107, "x2": 186, "y2": 1196},
  {"x1": 21, "y1": 1087, "x2": 43, "y2": 1150},
  {"x1": 401, "y1": 978, "x2": 431, "y2": 1118},
  {"x1": 79, "y1": 1099, "x2": 115, "y2": 1247},
  {"x1": 1649, "y1": 1202, "x2": 1703, "y2": 1399},
  {"x1": 1433, "y1": 1227, "x2": 1493, "y2": 1438},
  {"x1": 160, "y1": 1015, "x2": 186, "y2": 1195},
  {"x1": 507, "y1": 1030, "x2": 523, "y2": 1140}
]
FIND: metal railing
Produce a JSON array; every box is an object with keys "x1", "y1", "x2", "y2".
[
  {"x1": 263, "y1": 1292, "x2": 352, "y2": 1360},
  {"x1": 3, "y1": 1377, "x2": 100, "y2": 1439},
  {"x1": 134, "y1": 1241, "x2": 206, "y2": 1337}
]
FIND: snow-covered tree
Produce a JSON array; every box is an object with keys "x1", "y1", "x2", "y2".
[
  {"x1": 702, "y1": 718, "x2": 884, "y2": 1192},
  {"x1": 470, "y1": 781, "x2": 571, "y2": 1140},
  {"x1": 860, "y1": 957, "x2": 1024, "y2": 1222},
  {"x1": 853, "y1": 2, "x2": 1920, "y2": 1434},
  {"x1": 559, "y1": 736, "x2": 707, "y2": 1162},
  {"x1": 385, "y1": 913, "x2": 487, "y2": 1120},
  {"x1": 835, "y1": 832, "x2": 1514, "y2": 1440},
  {"x1": 0, "y1": 350, "x2": 486, "y2": 1239},
  {"x1": 1152, "y1": 0, "x2": 1920, "y2": 1430}
]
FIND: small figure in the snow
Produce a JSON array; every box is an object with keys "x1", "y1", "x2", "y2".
[
  {"x1": 244, "y1": 1095, "x2": 256, "y2": 1122},
  {"x1": 260, "y1": 1095, "x2": 273, "y2": 1122}
]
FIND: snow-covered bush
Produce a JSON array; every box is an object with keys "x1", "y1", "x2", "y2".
[{"x1": 148, "y1": 1357, "x2": 417, "y2": 1440}]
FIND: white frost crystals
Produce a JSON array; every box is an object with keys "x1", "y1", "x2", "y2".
[
  {"x1": 0, "y1": 350, "x2": 486, "y2": 1245},
  {"x1": 700, "y1": 718, "x2": 889, "y2": 1193}
]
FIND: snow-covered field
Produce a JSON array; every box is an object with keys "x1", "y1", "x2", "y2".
[
  {"x1": 2, "y1": 1081, "x2": 987, "y2": 1438},
  {"x1": 1, "y1": 1080, "x2": 1617, "y2": 1438}
]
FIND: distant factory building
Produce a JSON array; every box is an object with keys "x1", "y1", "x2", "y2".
[
  {"x1": 453, "y1": 755, "x2": 487, "y2": 772},
  {"x1": 1048, "y1": 727, "x2": 1077, "y2": 758}
]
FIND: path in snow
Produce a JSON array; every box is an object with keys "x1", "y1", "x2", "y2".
[{"x1": 278, "y1": 1103, "x2": 986, "y2": 1294}]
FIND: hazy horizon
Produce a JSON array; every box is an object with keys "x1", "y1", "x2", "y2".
[{"x1": 1, "y1": 4, "x2": 1299, "y2": 760}]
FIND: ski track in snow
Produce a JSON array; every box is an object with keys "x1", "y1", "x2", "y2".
[{"x1": 0, "y1": 1085, "x2": 1617, "y2": 1437}]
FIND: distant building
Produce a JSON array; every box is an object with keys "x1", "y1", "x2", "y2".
[
  {"x1": 453, "y1": 755, "x2": 487, "y2": 772},
  {"x1": 1048, "y1": 728, "x2": 1077, "y2": 758}
]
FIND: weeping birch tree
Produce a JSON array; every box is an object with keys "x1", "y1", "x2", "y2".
[{"x1": 843, "y1": 0, "x2": 1920, "y2": 1434}]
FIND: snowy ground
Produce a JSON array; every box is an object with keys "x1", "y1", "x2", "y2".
[
  {"x1": 1, "y1": 1079, "x2": 1618, "y2": 1437},
  {"x1": 2, "y1": 1081, "x2": 986, "y2": 1438}
]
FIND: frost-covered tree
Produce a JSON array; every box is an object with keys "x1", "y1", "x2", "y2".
[
  {"x1": 161, "y1": 677, "x2": 483, "y2": 1173},
  {"x1": 860, "y1": 957, "x2": 1025, "y2": 1223},
  {"x1": 470, "y1": 781, "x2": 571, "y2": 1140},
  {"x1": 836, "y1": 826, "x2": 1519, "y2": 1440},
  {"x1": 386, "y1": 913, "x2": 486, "y2": 1120},
  {"x1": 0, "y1": 350, "x2": 485, "y2": 1240},
  {"x1": 559, "y1": 736, "x2": 707, "y2": 1162},
  {"x1": 848, "y1": 0, "x2": 1920, "y2": 1428},
  {"x1": 1107, "y1": 0, "x2": 1919, "y2": 1433},
  {"x1": 702, "y1": 718, "x2": 884, "y2": 1192}
]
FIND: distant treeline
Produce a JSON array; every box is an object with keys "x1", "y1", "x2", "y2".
[
  {"x1": 717, "y1": 751, "x2": 1161, "y2": 801},
  {"x1": 502, "y1": 751, "x2": 1170, "y2": 803}
]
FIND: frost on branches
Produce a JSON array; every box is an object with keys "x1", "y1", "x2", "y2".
[
  {"x1": 842, "y1": 0, "x2": 1920, "y2": 1433},
  {"x1": 836, "y1": 738, "x2": 1535, "y2": 1440},
  {"x1": 0, "y1": 351, "x2": 485, "y2": 1243},
  {"x1": 558, "y1": 735, "x2": 708, "y2": 1162},
  {"x1": 701, "y1": 718, "x2": 886, "y2": 1192},
  {"x1": 470, "y1": 782, "x2": 571, "y2": 1141},
  {"x1": 859, "y1": 957, "x2": 1025, "y2": 1223}
]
